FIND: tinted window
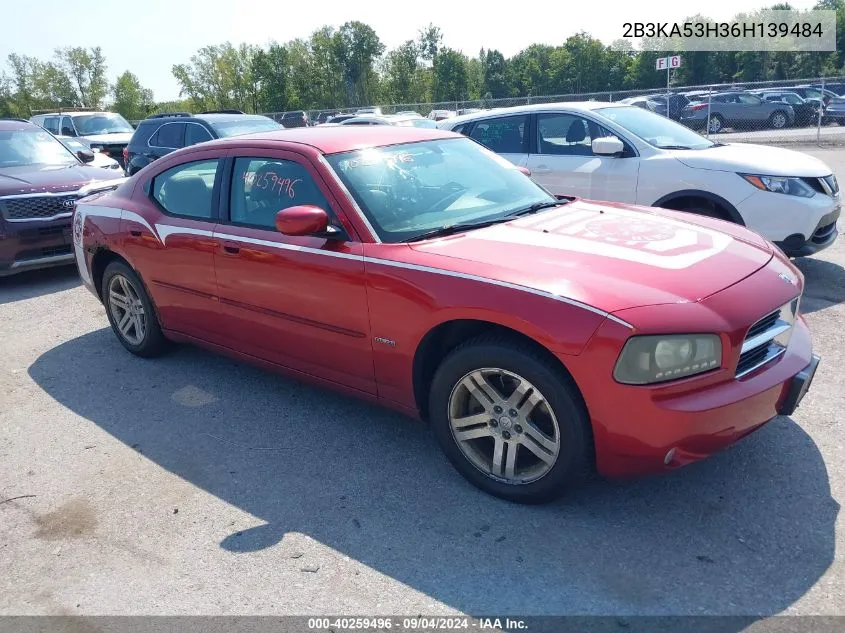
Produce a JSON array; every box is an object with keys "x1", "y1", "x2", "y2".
[
  {"x1": 150, "y1": 123, "x2": 184, "y2": 148},
  {"x1": 151, "y1": 159, "x2": 219, "y2": 219},
  {"x1": 537, "y1": 113, "x2": 594, "y2": 156},
  {"x1": 60, "y1": 117, "x2": 75, "y2": 136},
  {"x1": 185, "y1": 123, "x2": 213, "y2": 146},
  {"x1": 468, "y1": 115, "x2": 527, "y2": 153},
  {"x1": 229, "y1": 157, "x2": 331, "y2": 230},
  {"x1": 71, "y1": 113, "x2": 134, "y2": 135},
  {"x1": 43, "y1": 117, "x2": 60, "y2": 134}
]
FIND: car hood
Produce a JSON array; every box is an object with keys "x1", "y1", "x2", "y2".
[
  {"x1": 81, "y1": 133, "x2": 133, "y2": 145},
  {"x1": 408, "y1": 200, "x2": 773, "y2": 314},
  {"x1": 669, "y1": 143, "x2": 832, "y2": 177},
  {"x1": 0, "y1": 163, "x2": 124, "y2": 196}
]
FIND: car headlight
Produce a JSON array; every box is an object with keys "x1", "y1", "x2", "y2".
[
  {"x1": 613, "y1": 334, "x2": 722, "y2": 385},
  {"x1": 740, "y1": 174, "x2": 816, "y2": 198}
]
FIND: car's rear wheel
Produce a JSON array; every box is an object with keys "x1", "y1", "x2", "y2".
[
  {"x1": 428, "y1": 336, "x2": 591, "y2": 504},
  {"x1": 769, "y1": 110, "x2": 788, "y2": 129},
  {"x1": 102, "y1": 260, "x2": 169, "y2": 357}
]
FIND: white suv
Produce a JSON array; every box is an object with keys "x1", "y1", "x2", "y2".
[{"x1": 438, "y1": 102, "x2": 840, "y2": 257}]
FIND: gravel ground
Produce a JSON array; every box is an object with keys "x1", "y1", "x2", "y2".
[{"x1": 0, "y1": 148, "x2": 842, "y2": 620}]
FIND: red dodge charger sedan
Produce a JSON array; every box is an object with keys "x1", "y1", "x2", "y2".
[{"x1": 73, "y1": 126, "x2": 819, "y2": 503}]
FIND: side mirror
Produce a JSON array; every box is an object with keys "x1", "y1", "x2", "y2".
[
  {"x1": 77, "y1": 149, "x2": 96, "y2": 164},
  {"x1": 517, "y1": 166, "x2": 532, "y2": 177},
  {"x1": 275, "y1": 205, "x2": 329, "y2": 237},
  {"x1": 592, "y1": 136, "x2": 625, "y2": 156}
]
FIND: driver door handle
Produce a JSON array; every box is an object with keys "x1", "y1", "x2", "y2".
[{"x1": 222, "y1": 241, "x2": 240, "y2": 255}]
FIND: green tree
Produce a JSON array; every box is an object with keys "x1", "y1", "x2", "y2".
[
  {"x1": 333, "y1": 21, "x2": 385, "y2": 106},
  {"x1": 111, "y1": 71, "x2": 154, "y2": 121},
  {"x1": 433, "y1": 48, "x2": 469, "y2": 101},
  {"x1": 252, "y1": 42, "x2": 289, "y2": 113},
  {"x1": 55, "y1": 46, "x2": 108, "y2": 108},
  {"x1": 482, "y1": 49, "x2": 508, "y2": 98}
]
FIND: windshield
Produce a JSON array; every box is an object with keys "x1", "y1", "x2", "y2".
[
  {"x1": 0, "y1": 128, "x2": 78, "y2": 167},
  {"x1": 594, "y1": 105, "x2": 714, "y2": 150},
  {"x1": 209, "y1": 117, "x2": 283, "y2": 138},
  {"x1": 72, "y1": 113, "x2": 134, "y2": 135},
  {"x1": 326, "y1": 137, "x2": 556, "y2": 243}
]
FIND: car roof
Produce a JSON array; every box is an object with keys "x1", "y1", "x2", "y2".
[
  {"x1": 140, "y1": 113, "x2": 273, "y2": 125},
  {"x1": 217, "y1": 126, "x2": 459, "y2": 154},
  {"x1": 442, "y1": 101, "x2": 623, "y2": 126},
  {"x1": 0, "y1": 119, "x2": 38, "y2": 131}
]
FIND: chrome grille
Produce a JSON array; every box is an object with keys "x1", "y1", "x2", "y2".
[
  {"x1": 736, "y1": 298, "x2": 800, "y2": 378},
  {"x1": 802, "y1": 175, "x2": 839, "y2": 197},
  {"x1": 0, "y1": 194, "x2": 77, "y2": 221}
]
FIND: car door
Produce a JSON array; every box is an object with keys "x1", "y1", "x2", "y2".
[
  {"x1": 466, "y1": 114, "x2": 529, "y2": 167},
  {"x1": 525, "y1": 112, "x2": 640, "y2": 202},
  {"x1": 121, "y1": 152, "x2": 224, "y2": 342},
  {"x1": 737, "y1": 92, "x2": 767, "y2": 122},
  {"x1": 212, "y1": 150, "x2": 375, "y2": 394}
]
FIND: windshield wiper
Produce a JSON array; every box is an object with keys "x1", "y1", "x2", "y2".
[
  {"x1": 656, "y1": 144, "x2": 695, "y2": 150},
  {"x1": 401, "y1": 218, "x2": 510, "y2": 243},
  {"x1": 401, "y1": 200, "x2": 565, "y2": 243},
  {"x1": 504, "y1": 199, "x2": 565, "y2": 217}
]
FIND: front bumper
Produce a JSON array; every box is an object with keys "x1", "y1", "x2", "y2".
[
  {"x1": 774, "y1": 204, "x2": 840, "y2": 257},
  {"x1": 0, "y1": 217, "x2": 75, "y2": 277}
]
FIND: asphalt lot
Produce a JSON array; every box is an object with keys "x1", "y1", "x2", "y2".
[{"x1": 0, "y1": 148, "x2": 843, "y2": 621}]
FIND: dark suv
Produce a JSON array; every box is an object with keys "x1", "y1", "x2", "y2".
[
  {"x1": 281, "y1": 111, "x2": 310, "y2": 128},
  {"x1": 0, "y1": 119, "x2": 124, "y2": 276},
  {"x1": 125, "y1": 111, "x2": 282, "y2": 175}
]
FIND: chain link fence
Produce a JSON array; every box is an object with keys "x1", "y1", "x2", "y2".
[{"x1": 262, "y1": 75, "x2": 845, "y2": 146}]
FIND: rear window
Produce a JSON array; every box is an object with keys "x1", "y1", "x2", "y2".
[{"x1": 208, "y1": 117, "x2": 283, "y2": 138}]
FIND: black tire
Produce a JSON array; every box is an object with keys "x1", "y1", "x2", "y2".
[
  {"x1": 768, "y1": 110, "x2": 788, "y2": 130},
  {"x1": 101, "y1": 260, "x2": 170, "y2": 357},
  {"x1": 428, "y1": 335, "x2": 592, "y2": 504},
  {"x1": 680, "y1": 200, "x2": 731, "y2": 222},
  {"x1": 707, "y1": 114, "x2": 724, "y2": 134}
]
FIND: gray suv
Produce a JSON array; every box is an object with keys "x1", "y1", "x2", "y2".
[
  {"x1": 30, "y1": 111, "x2": 135, "y2": 170},
  {"x1": 680, "y1": 91, "x2": 795, "y2": 133}
]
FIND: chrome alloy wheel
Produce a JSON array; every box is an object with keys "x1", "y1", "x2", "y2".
[
  {"x1": 108, "y1": 274, "x2": 146, "y2": 346},
  {"x1": 448, "y1": 368, "x2": 561, "y2": 484}
]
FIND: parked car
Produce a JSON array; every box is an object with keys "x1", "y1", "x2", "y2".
[
  {"x1": 0, "y1": 118, "x2": 125, "y2": 276},
  {"x1": 325, "y1": 113, "x2": 356, "y2": 124},
  {"x1": 621, "y1": 94, "x2": 689, "y2": 121},
  {"x1": 125, "y1": 112, "x2": 282, "y2": 175},
  {"x1": 355, "y1": 107, "x2": 383, "y2": 115},
  {"x1": 811, "y1": 82, "x2": 845, "y2": 96},
  {"x1": 30, "y1": 111, "x2": 135, "y2": 170},
  {"x1": 281, "y1": 111, "x2": 310, "y2": 128},
  {"x1": 439, "y1": 103, "x2": 839, "y2": 257},
  {"x1": 396, "y1": 110, "x2": 423, "y2": 117},
  {"x1": 457, "y1": 108, "x2": 483, "y2": 116},
  {"x1": 752, "y1": 91, "x2": 821, "y2": 126},
  {"x1": 57, "y1": 136, "x2": 123, "y2": 172},
  {"x1": 680, "y1": 91, "x2": 794, "y2": 132},
  {"x1": 313, "y1": 112, "x2": 336, "y2": 125},
  {"x1": 785, "y1": 85, "x2": 838, "y2": 108},
  {"x1": 73, "y1": 125, "x2": 820, "y2": 503},
  {"x1": 339, "y1": 114, "x2": 438, "y2": 128},
  {"x1": 821, "y1": 96, "x2": 845, "y2": 125},
  {"x1": 428, "y1": 109, "x2": 457, "y2": 121}
]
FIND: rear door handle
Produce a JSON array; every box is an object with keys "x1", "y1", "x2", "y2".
[
  {"x1": 222, "y1": 241, "x2": 240, "y2": 255},
  {"x1": 129, "y1": 230, "x2": 142, "y2": 237}
]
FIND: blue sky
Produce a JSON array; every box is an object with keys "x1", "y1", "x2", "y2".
[{"x1": 1, "y1": 0, "x2": 820, "y2": 102}]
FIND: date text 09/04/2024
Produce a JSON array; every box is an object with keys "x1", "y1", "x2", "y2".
[{"x1": 307, "y1": 617, "x2": 528, "y2": 630}]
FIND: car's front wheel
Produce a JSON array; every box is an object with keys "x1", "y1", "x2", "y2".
[
  {"x1": 428, "y1": 336, "x2": 592, "y2": 504},
  {"x1": 102, "y1": 260, "x2": 170, "y2": 357}
]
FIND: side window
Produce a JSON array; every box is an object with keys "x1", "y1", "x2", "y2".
[
  {"x1": 150, "y1": 123, "x2": 184, "y2": 148},
  {"x1": 229, "y1": 157, "x2": 333, "y2": 230},
  {"x1": 185, "y1": 123, "x2": 213, "y2": 147},
  {"x1": 738, "y1": 93, "x2": 761, "y2": 105},
  {"x1": 151, "y1": 159, "x2": 219, "y2": 220},
  {"x1": 536, "y1": 113, "x2": 593, "y2": 156},
  {"x1": 452, "y1": 123, "x2": 467, "y2": 135},
  {"x1": 60, "y1": 116, "x2": 75, "y2": 136},
  {"x1": 468, "y1": 115, "x2": 527, "y2": 154},
  {"x1": 43, "y1": 117, "x2": 60, "y2": 134}
]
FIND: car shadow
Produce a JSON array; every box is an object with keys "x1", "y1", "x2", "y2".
[
  {"x1": 793, "y1": 257, "x2": 845, "y2": 313},
  {"x1": 0, "y1": 265, "x2": 80, "y2": 305},
  {"x1": 29, "y1": 329, "x2": 837, "y2": 620}
]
